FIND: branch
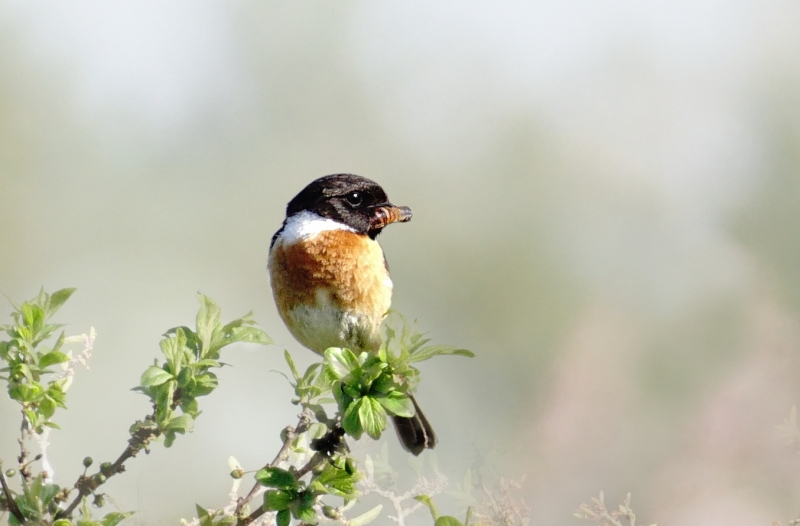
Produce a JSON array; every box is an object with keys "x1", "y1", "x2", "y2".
[
  {"x1": 0, "y1": 464, "x2": 26, "y2": 525},
  {"x1": 17, "y1": 411, "x2": 32, "y2": 486},
  {"x1": 57, "y1": 414, "x2": 161, "y2": 519},
  {"x1": 294, "y1": 453, "x2": 324, "y2": 479},
  {"x1": 234, "y1": 409, "x2": 314, "y2": 524},
  {"x1": 239, "y1": 451, "x2": 329, "y2": 525}
]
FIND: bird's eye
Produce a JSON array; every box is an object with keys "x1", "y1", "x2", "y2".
[{"x1": 345, "y1": 191, "x2": 363, "y2": 206}]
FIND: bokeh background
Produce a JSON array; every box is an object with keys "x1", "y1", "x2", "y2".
[{"x1": 3, "y1": 2, "x2": 800, "y2": 524}]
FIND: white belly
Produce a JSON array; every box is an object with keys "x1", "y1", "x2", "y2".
[{"x1": 284, "y1": 289, "x2": 385, "y2": 353}]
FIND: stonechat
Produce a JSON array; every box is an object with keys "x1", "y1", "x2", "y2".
[{"x1": 268, "y1": 173, "x2": 436, "y2": 455}]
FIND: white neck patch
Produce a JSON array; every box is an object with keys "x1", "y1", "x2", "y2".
[{"x1": 276, "y1": 210, "x2": 355, "y2": 245}]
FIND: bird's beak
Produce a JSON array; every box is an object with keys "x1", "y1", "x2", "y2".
[{"x1": 370, "y1": 204, "x2": 413, "y2": 230}]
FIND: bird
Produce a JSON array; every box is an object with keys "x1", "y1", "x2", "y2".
[{"x1": 268, "y1": 173, "x2": 436, "y2": 455}]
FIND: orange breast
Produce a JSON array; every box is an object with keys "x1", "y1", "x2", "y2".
[{"x1": 269, "y1": 229, "x2": 392, "y2": 353}]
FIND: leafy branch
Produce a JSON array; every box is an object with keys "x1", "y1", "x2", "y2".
[
  {"x1": 0, "y1": 290, "x2": 271, "y2": 525},
  {"x1": 191, "y1": 314, "x2": 474, "y2": 526},
  {"x1": 1, "y1": 291, "x2": 476, "y2": 526}
]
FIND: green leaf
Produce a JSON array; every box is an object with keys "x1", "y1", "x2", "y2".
[
  {"x1": 263, "y1": 489, "x2": 295, "y2": 511},
  {"x1": 376, "y1": 392, "x2": 415, "y2": 418},
  {"x1": 39, "y1": 396, "x2": 57, "y2": 418},
  {"x1": 284, "y1": 350, "x2": 300, "y2": 382},
  {"x1": 40, "y1": 483, "x2": 60, "y2": 506},
  {"x1": 163, "y1": 430, "x2": 177, "y2": 448},
  {"x1": 39, "y1": 350, "x2": 69, "y2": 368},
  {"x1": 348, "y1": 505, "x2": 383, "y2": 526},
  {"x1": 100, "y1": 512, "x2": 134, "y2": 526},
  {"x1": 169, "y1": 331, "x2": 195, "y2": 374},
  {"x1": 360, "y1": 362, "x2": 386, "y2": 387},
  {"x1": 408, "y1": 345, "x2": 475, "y2": 363},
  {"x1": 301, "y1": 363, "x2": 321, "y2": 386},
  {"x1": 196, "y1": 294, "x2": 222, "y2": 352},
  {"x1": 13, "y1": 500, "x2": 36, "y2": 522},
  {"x1": 21, "y1": 303, "x2": 45, "y2": 334},
  {"x1": 189, "y1": 372, "x2": 218, "y2": 396},
  {"x1": 407, "y1": 345, "x2": 474, "y2": 363},
  {"x1": 223, "y1": 325, "x2": 273, "y2": 346},
  {"x1": 310, "y1": 460, "x2": 359, "y2": 499},
  {"x1": 0, "y1": 340, "x2": 10, "y2": 361},
  {"x1": 331, "y1": 382, "x2": 352, "y2": 412},
  {"x1": 155, "y1": 381, "x2": 176, "y2": 425},
  {"x1": 292, "y1": 503, "x2": 317, "y2": 524},
  {"x1": 415, "y1": 494, "x2": 439, "y2": 520},
  {"x1": 371, "y1": 373, "x2": 399, "y2": 394},
  {"x1": 324, "y1": 348, "x2": 360, "y2": 378},
  {"x1": 177, "y1": 366, "x2": 194, "y2": 387},
  {"x1": 255, "y1": 467, "x2": 299, "y2": 489},
  {"x1": 193, "y1": 359, "x2": 220, "y2": 368},
  {"x1": 46, "y1": 382, "x2": 67, "y2": 405},
  {"x1": 359, "y1": 396, "x2": 387, "y2": 439},
  {"x1": 140, "y1": 366, "x2": 173, "y2": 387},
  {"x1": 276, "y1": 509, "x2": 291, "y2": 526},
  {"x1": 23, "y1": 408, "x2": 37, "y2": 425},
  {"x1": 159, "y1": 336, "x2": 180, "y2": 370},
  {"x1": 12, "y1": 382, "x2": 44, "y2": 402},
  {"x1": 16, "y1": 363, "x2": 35, "y2": 383},
  {"x1": 165, "y1": 324, "x2": 198, "y2": 346},
  {"x1": 181, "y1": 396, "x2": 199, "y2": 416},
  {"x1": 378, "y1": 344, "x2": 388, "y2": 363},
  {"x1": 164, "y1": 414, "x2": 194, "y2": 433},
  {"x1": 343, "y1": 381, "x2": 363, "y2": 400},
  {"x1": 406, "y1": 336, "x2": 431, "y2": 355},
  {"x1": 342, "y1": 399, "x2": 363, "y2": 438},
  {"x1": 14, "y1": 325, "x2": 32, "y2": 342},
  {"x1": 435, "y1": 517, "x2": 465, "y2": 526},
  {"x1": 28, "y1": 473, "x2": 44, "y2": 500},
  {"x1": 46, "y1": 288, "x2": 77, "y2": 319}
]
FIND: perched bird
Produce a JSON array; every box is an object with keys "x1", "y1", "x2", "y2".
[{"x1": 268, "y1": 173, "x2": 436, "y2": 455}]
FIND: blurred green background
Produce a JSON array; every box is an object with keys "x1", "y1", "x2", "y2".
[{"x1": 3, "y1": 2, "x2": 800, "y2": 525}]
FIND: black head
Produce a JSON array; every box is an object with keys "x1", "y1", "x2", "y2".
[{"x1": 284, "y1": 174, "x2": 412, "y2": 239}]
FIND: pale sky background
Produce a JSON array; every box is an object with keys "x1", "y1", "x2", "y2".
[{"x1": 3, "y1": 2, "x2": 800, "y2": 525}]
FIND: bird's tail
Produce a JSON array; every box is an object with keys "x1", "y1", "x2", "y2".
[{"x1": 391, "y1": 395, "x2": 437, "y2": 456}]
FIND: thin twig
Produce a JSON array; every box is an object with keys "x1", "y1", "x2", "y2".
[
  {"x1": 294, "y1": 453, "x2": 324, "y2": 479},
  {"x1": 0, "y1": 464, "x2": 26, "y2": 524},
  {"x1": 240, "y1": 448, "x2": 326, "y2": 526},
  {"x1": 235, "y1": 409, "x2": 313, "y2": 521},
  {"x1": 18, "y1": 411, "x2": 32, "y2": 486},
  {"x1": 57, "y1": 415, "x2": 160, "y2": 519},
  {"x1": 241, "y1": 505, "x2": 267, "y2": 525},
  {"x1": 58, "y1": 445, "x2": 133, "y2": 519}
]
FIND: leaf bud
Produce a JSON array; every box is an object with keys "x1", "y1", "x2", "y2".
[
  {"x1": 83, "y1": 457, "x2": 94, "y2": 468},
  {"x1": 93, "y1": 473, "x2": 107, "y2": 485},
  {"x1": 230, "y1": 469, "x2": 245, "y2": 479},
  {"x1": 100, "y1": 462, "x2": 114, "y2": 475},
  {"x1": 5, "y1": 469, "x2": 16, "y2": 478},
  {"x1": 93, "y1": 494, "x2": 106, "y2": 508},
  {"x1": 322, "y1": 505, "x2": 340, "y2": 520}
]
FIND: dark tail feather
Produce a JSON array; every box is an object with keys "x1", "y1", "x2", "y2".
[{"x1": 392, "y1": 395, "x2": 437, "y2": 456}]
